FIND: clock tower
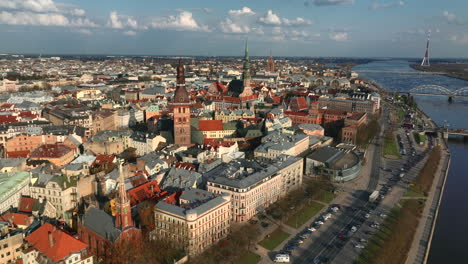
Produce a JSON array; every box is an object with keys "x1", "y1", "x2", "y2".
[{"x1": 173, "y1": 60, "x2": 191, "y2": 146}]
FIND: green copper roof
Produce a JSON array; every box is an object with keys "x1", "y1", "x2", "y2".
[{"x1": 0, "y1": 171, "x2": 30, "y2": 204}]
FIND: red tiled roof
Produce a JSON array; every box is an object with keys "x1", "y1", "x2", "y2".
[
  {"x1": 18, "y1": 196, "x2": 35, "y2": 213},
  {"x1": 0, "y1": 212, "x2": 33, "y2": 227},
  {"x1": 284, "y1": 111, "x2": 309, "y2": 116},
  {"x1": 163, "y1": 191, "x2": 181, "y2": 205},
  {"x1": 319, "y1": 109, "x2": 348, "y2": 115},
  {"x1": 30, "y1": 144, "x2": 74, "y2": 158},
  {"x1": 7, "y1": 150, "x2": 31, "y2": 158},
  {"x1": 25, "y1": 223, "x2": 88, "y2": 262},
  {"x1": 0, "y1": 115, "x2": 19, "y2": 124},
  {"x1": 1, "y1": 103, "x2": 14, "y2": 108},
  {"x1": 203, "y1": 138, "x2": 236, "y2": 148},
  {"x1": 175, "y1": 162, "x2": 198, "y2": 171},
  {"x1": 128, "y1": 180, "x2": 164, "y2": 206},
  {"x1": 271, "y1": 96, "x2": 281, "y2": 104},
  {"x1": 198, "y1": 120, "x2": 223, "y2": 131},
  {"x1": 92, "y1": 154, "x2": 115, "y2": 166},
  {"x1": 290, "y1": 97, "x2": 308, "y2": 110},
  {"x1": 19, "y1": 111, "x2": 40, "y2": 119}
]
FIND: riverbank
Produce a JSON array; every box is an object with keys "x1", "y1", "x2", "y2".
[
  {"x1": 410, "y1": 64, "x2": 468, "y2": 81},
  {"x1": 360, "y1": 69, "x2": 452, "y2": 264}
]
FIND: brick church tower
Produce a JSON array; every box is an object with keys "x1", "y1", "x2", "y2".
[
  {"x1": 173, "y1": 60, "x2": 191, "y2": 146},
  {"x1": 115, "y1": 159, "x2": 132, "y2": 230}
]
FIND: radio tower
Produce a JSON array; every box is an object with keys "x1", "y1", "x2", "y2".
[{"x1": 421, "y1": 32, "x2": 430, "y2": 66}]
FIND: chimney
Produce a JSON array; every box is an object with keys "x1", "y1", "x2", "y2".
[{"x1": 48, "y1": 231, "x2": 54, "y2": 247}]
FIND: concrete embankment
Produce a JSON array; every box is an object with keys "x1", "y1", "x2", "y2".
[{"x1": 405, "y1": 117, "x2": 451, "y2": 264}]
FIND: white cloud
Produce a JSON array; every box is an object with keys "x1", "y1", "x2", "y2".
[
  {"x1": 150, "y1": 11, "x2": 209, "y2": 32},
  {"x1": 23, "y1": 0, "x2": 58, "y2": 12},
  {"x1": 0, "y1": 0, "x2": 97, "y2": 29},
  {"x1": 0, "y1": 0, "x2": 59, "y2": 12},
  {"x1": 228, "y1": 7, "x2": 255, "y2": 16},
  {"x1": 443, "y1": 11, "x2": 456, "y2": 23},
  {"x1": 312, "y1": 0, "x2": 354, "y2": 6},
  {"x1": 258, "y1": 10, "x2": 312, "y2": 26},
  {"x1": 369, "y1": 1, "x2": 405, "y2": 10},
  {"x1": 450, "y1": 34, "x2": 468, "y2": 45},
  {"x1": 70, "y1": 8, "x2": 85, "y2": 16},
  {"x1": 0, "y1": 10, "x2": 97, "y2": 27},
  {"x1": 107, "y1": 11, "x2": 139, "y2": 29},
  {"x1": 123, "y1": 30, "x2": 137, "y2": 36},
  {"x1": 259, "y1": 10, "x2": 282, "y2": 25},
  {"x1": 330, "y1": 32, "x2": 348, "y2": 41},
  {"x1": 283, "y1": 17, "x2": 312, "y2": 26},
  {"x1": 220, "y1": 18, "x2": 251, "y2": 33},
  {"x1": 442, "y1": 11, "x2": 464, "y2": 25}
]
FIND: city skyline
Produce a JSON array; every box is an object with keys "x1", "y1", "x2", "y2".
[{"x1": 0, "y1": 0, "x2": 467, "y2": 57}]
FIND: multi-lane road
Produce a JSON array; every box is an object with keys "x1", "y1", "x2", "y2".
[{"x1": 285, "y1": 103, "x2": 433, "y2": 264}]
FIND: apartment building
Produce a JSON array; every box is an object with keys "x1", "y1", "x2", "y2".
[
  {"x1": 29, "y1": 174, "x2": 78, "y2": 220},
  {"x1": 153, "y1": 188, "x2": 231, "y2": 255}
]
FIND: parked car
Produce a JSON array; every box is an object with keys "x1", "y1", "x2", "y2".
[
  {"x1": 354, "y1": 244, "x2": 365, "y2": 249},
  {"x1": 274, "y1": 254, "x2": 290, "y2": 263}
]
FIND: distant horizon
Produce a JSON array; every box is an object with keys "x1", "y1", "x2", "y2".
[
  {"x1": 0, "y1": 1, "x2": 467, "y2": 57},
  {"x1": 1, "y1": 53, "x2": 467, "y2": 61}
]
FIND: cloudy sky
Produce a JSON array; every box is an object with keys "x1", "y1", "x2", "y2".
[{"x1": 0, "y1": 0, "x2": 467, "y2": 57}]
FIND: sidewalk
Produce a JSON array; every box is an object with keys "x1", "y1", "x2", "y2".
[
  {"x1": 255, "y1": 140, "x2": 378, "y2": 263},
  {"x1": 405, "y1": 149, "x2": 450, "y2": 264}
]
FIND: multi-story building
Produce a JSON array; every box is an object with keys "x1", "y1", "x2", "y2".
[
  {"x1": 198, "y1": 120, "x2": 236, "y2": 139},
  {"x1": 214, "y1": 109, "x2": 255, "y2": 123},
  {"x1": 23, "y1": 223, "x2": 93, "y2": 264},
  {"x1": 254, "y1": 132, "x2": 309, "y2": 160},
  {"x1": 0, "y1": 231, "x2": 23, "y2": 264},
  {"x1": 205, "y1": 155, "x2": 304, "y2": 223},
  {"x1": 43, "y1": 107, "x2": 93, "y2": 137},
  {"x1": 29, "y1": 174, "x2": 78, "y2": 220},
  {"x1": 341, "y1": 112, "x2": 367, "y2": 144},
  {"x1": 318, "y1": 97, "x2": 377, "y2": 115},
  {"x1": 272, "y1": 154, "x2": 304, "y2": 193},
  {"x1": 92, "y1": 111, "x2": 117, "y2": 135},
  {"x1": 0, "y1": 171, "x2": 30, "y2": 214},
  {"x1": 207, "y1": 164, "x2": 283, "y2": 222},
  {"x1": 84, "y1": 130, "x2": 131, "y2": 155},
  {"x1": 5, "y1": 134, "x2": 63, "y2": 158},
  {"x1": 153, "y1": 188, "x2": 231, "y2": 255},
  {"x1": 128, "y1": 132, "x2": 166, "y2": 156},
  {"x1": 29, "y1": 144, "x2": 77, "y2": 167}
]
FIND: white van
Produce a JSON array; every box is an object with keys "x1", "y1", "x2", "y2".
[{"x1": 274, "y1": 254, "x2": 290, "y2": 263}]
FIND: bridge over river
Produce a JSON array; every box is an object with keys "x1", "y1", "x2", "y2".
[
  {"x1": 394, "y1": 85, "x2": 468, "y2": 99},
  {"x1": 356, "y1": 69, "x2": 446, "y2": 74}
]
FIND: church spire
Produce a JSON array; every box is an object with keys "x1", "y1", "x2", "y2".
[
  {"x1": 242, "y1": 39, "x2": 251, "y2": 89},
  {"x1": 115, "y1": 158, "x2": 132, "y2": 230},
  {"x1": 176, "y1": 59, "x2": 185, "y2": 85}
]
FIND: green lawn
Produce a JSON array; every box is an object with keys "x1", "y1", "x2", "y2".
[
  {"x1": 383, "y1": 132, "x2": 401, "y2": 160},
  {"x1": 413, "y1": 132, "x2": 426, "y2": 145},
  {"x1": 259, "y1": 228, "x2": 290, "y2": 250},
  {"x1": 286, "y1": 201, "x2": 324, "y2": 228},
  {"x1": 397, "y1": 109, "x2": 405, "y2": 123},
  {"x1": 404, "y1": 186, "x2": 427, "y2": 198},
  {"x1": 234, "y1": 251, "x2": 261, "y2": 264},
  {"x1": 356, "y1": 200, "x2": 424, "y2": 264},
  {"x1": 316, "y1": 191, "x2": 336, "y2": 204}
]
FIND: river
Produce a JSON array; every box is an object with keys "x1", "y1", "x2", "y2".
[{"x1": 353, "y1": 60, "x2": 468, "y2": 264}]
